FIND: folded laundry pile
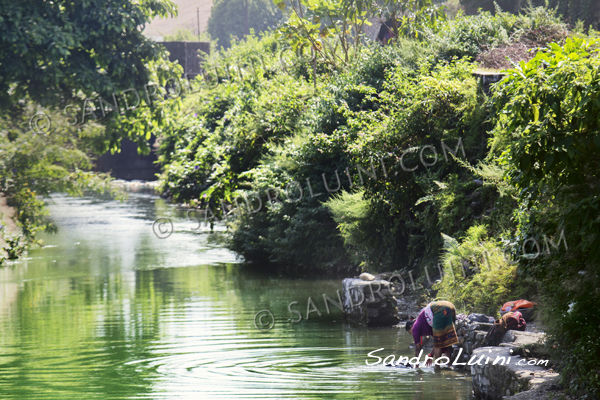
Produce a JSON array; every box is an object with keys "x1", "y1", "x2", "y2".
[{"x1": 499, "y1": 299, "x2": 537, "y2": 322}]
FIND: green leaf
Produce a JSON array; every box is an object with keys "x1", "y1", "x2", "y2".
[
  {"x1": 545, "y1": 153, "x2": 554, "y2": 169},
  {"x1": 415, "y1": 195, "x2": 433, "y2": 206},
  {"x1": 433, "y1": 180, "x2": 447, "y2": 189}
]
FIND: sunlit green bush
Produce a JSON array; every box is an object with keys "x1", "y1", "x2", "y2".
[
  {"x1": 433, "y1": 225, "x2": 517, "y2": 315},
  {"x1": 157, "y1": 34, "x2": 313, "y2": 206},
  {"x1": 429, "y1": 6, "x2": 567, "y2": 62}
]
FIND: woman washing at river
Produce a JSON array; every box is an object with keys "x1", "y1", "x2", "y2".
[{"x1": 405, "y1": 300, "x2": 459, "y2": 367}]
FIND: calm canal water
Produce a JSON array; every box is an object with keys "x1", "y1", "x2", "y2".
[{"x1": 0, "y1": 192, "x2": 473, "y2": 399}]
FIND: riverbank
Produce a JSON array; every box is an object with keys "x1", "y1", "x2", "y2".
[
  {"x1": 503, "y1": 376, "x2": 575, "y2": 400},
  {"x1": 457, "y1": 318, "x2": 575, "y2": 400},
  {"x1": 0, "y1": 194, "x2": 18, "y2": 253},
  {"x1": 469, "y1": 333, "x2": 557, "y2": 399}
]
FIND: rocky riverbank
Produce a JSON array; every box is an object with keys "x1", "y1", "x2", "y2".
[
  {"x1": 341, "y1": 274, "x2": 570, "y2": 399},
  {"x1": 451, "y1": 314, "x2": 567, "y2": 400},
  {"x1": 469, "y1": 332, "x2": 557, "y2": 399}
]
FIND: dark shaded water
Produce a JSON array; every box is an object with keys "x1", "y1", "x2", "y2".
[{"x1": 0, "y1": 193, "x2": 472, "y2": 399}]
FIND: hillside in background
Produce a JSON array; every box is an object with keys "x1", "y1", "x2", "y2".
[{"x1": 143, "y1": 0, "x2": 213, "y2": 40}]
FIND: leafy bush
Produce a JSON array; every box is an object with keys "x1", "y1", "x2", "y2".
[
  {"x1": 344, "y1": 57, "x2": 491, "y2": 269},
  {"x1": 1, "y1": 231, "x2": 26, "y2": 260},
  {"x1": 158, "y1": 11, "x2": 521, "y2": 272},
  {"x1": 434, "y1": 225, "x2": 517, "y2": 315},
  {"x1": 224, "y1": 54, "x2": 493, "y2": 273},
  {"x1": 431, "y1": 11, "x2": 514, "y2": 61},
  {"x1": 460, "y1": 0, "x2": 599, "y2": 31},
  {"x1": 157, "y1": 33, "x2": 312, "y2": 206},
  {"x1": 324, "y1": 190, "x2": 409, "y2": 271},
  {"x1": 429, "y1": 6, "x2": 568, "y2": 63},
  {"x1": 159, "y1": 6, "x2": 575, "y2": 278},
  {"x1": 227, "y1": 154, "x2": 353, "y2": 274}
]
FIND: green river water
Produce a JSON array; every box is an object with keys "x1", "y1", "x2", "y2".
[{"x1": 0, "y1": 192, "x2": 473, "y2": 399}]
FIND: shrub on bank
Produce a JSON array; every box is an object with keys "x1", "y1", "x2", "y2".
[
  {"x1": 489, "y1": 37, "x2": 600, "y2": 397},
  {"x1": 157, "y1": 34, "x2": 313, "y2": 206},
  {"x1": 434, "y1": 225, "x2": 517, "y2": 316}
]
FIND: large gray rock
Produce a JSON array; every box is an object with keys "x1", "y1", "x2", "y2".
[
  {"x1": 501, "y1": 331, "x2": 545, "y2": 347},
  {"x1": 471, "y1": 322, "x2": 494, "y2": 332},
  {"x1": 452, "y1": 316, "x2": 546, "y2": 369},
  {"x1": 341, "y1": 278, "x2": 399, "y2": 326}
]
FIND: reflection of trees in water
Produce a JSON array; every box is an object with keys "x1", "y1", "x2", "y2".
[
  {"x1": 0, "y1": 256, "x2": 473, "y2": 399},
  {"x1": 0, "y1": 261, "x2": 253, "y2": 398},
  {"x1": 0, "y1": 271, "x2": 153, "y2": 398}
]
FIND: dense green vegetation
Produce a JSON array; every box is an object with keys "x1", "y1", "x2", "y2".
[
  {"x1": 460, "y1": 0, "x2": 600, "y2": 31},
  {"x1": 158, "y1": 6, "x2": 564, "y2": 275},
  {"x1": 156, "y1": 3, "x2": 600, "y2": 396},
  {"x1": 488, "y1": 37, "x2": 600, "y2": 395}
]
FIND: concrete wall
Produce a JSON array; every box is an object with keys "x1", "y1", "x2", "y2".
[
  {"x1": 95, "y1": 42, "x2": 210, "y2": 182},
  {"x1": 95, "y1": 137, "x2": 160, "y2": 182}
]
